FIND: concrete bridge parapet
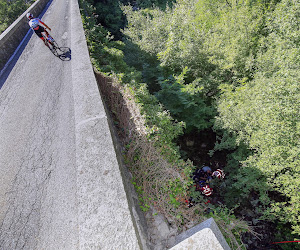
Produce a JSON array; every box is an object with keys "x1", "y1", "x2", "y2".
[{"x1": 70, "y1": 0, "x2": 146, "y2": 248}]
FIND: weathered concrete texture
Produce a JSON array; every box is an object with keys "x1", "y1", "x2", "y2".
[
  {"x1": 170, "y1": 218, "x2": 231, "y2": 250},
  {"x1": 0, "y1": 0, "x2": 50, "y2": 69},
  {"x1": 144, "y1": 207, "x2": 177, "y2": 249},
  {"x1": 70, "y1": 0, "x2": 141, "y2": 249},
  {"x1": 0, "y1": 0, "x2": 77, "y2": 248},
  {"x1": 99, "y1": 75, "x2": 150, "y2": 250}
]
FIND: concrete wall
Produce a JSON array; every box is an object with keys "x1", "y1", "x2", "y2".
[
  {"x1": 70, "y1": 0, "x2": 146, "y2": 248},
  {"x1": 95, "y1": 72, "x2": 150, "y2": 249},
  {"x1": 170, "y1": 218, "x2": 231, "y2": 250},
  {"x1": 0, "y1": 0, "x2": 50, "y2": 70}
]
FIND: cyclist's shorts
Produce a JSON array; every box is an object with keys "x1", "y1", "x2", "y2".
[{"x1": 33, "y1": 25, "x2": 45, "y2": 38}]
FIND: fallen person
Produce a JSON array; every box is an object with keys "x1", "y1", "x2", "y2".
[
  {"x1": 185, "y1": 166, "x2": 227, "y2": 207},
  {"x1": 192, "y1": 166, "x2": 213, "y2": 182}
]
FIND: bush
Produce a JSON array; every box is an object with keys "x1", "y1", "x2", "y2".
[{"x1": 0, "y1": 0, "x2": 36, "y2": 34}]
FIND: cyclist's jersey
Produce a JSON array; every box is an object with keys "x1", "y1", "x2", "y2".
[{"x1": 29, "y1": 18, "x2": 41, "y2": 30}]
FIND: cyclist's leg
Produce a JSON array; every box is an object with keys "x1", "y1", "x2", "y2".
[
  {"x1": 42, "y1": 37, "x2": 50, "y2": 47},
  {"x1": 47, "y1": 34, "x2": 54, "y2": 46},
  {"x1": 35, "y1": 27, "x2": 49, "y2": 47},
  {"x1": 41, "y1": 28, "x2": 52, "y2": 46},
  {"x1": 42, "y1": 29, "x2": 54, "y2": 45},
  {"x1": 40, "y1": 35, "x2": 49, "y2": 47}
]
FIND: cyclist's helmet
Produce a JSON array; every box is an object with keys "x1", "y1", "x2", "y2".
[
  {"x1": 212, "y1": 169, "x2": 225, "y2": 179},
  {"x1": 200, "y1": 185, "x2": 213, "y2": 196},
  {"x1": 26, "y1": 13, "x2": 34, "y2": 20}
]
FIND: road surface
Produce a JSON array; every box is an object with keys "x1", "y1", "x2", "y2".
[{"x1": 0, "y1": 0, "x2": 78, "y2": 248}]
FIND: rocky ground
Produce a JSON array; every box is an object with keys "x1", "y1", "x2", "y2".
[{"x1": 145, "y1": 207, "x2": 178, "y2": 250}]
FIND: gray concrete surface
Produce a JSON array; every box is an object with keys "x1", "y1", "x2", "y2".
[
  {"x1": 0, "y1": 0, "x2": 141, "y2": 249},
  {"x1": 0, "y1": 0, "x2": 77, "y2": 248},
  {"x1": 170, "y1": 218, "x2": 231, "y2": 250},
  {"x1": 0, "y1": 0, "x2": 50, "y2": 70},
  {"x1": 70, "y1": 0, "x2": 141, "y2": 248}
]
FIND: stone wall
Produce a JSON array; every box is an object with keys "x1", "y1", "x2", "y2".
[
  {"x1": 171, "y1": 218, "x2": 231, "y2": 250},
  {"x1": 95, "y1": 72, "x2": 150, "y2": 250},
  {"x1": 0, "y1": 0, "x2": 50, "y2": 70}
]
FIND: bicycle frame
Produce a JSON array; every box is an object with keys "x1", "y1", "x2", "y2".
[{"x1": 41, "y1": 32, "x2": 60, "y2": 56}]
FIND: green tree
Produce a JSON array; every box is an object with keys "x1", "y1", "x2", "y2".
[
  {"x1": 0, "y1": 0, "x2": 35, "y2": 34},
  {"x1": 215, "y1": 0, "x2": 300, "y2": 235},
  {"x1": 156, "y1": 69, "x2": 216, "y2": 132}
]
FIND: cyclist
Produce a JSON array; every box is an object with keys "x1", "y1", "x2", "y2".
[
  {"x1": 192, "y1": 166, "x2": 212, "y2": 182},
  {"x1": 26, "y1": 13, "x2": 53, "y2": 47}
]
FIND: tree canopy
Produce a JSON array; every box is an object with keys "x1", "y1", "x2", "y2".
[{"x1": 122, "y1": 0, "x2": 300, "y2": 237}]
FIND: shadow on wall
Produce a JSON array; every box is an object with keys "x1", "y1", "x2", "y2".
[{"x1": 94, "y1": 71, "x2": 152, "y2": 250}]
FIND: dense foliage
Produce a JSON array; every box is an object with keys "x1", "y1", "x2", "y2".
[
  {"x1": 122, "y1": 0, "x2": 300, "y2": 241},
  {"x1": 80, "y1": 1, "x2": 185, "y2": 156},
  {"x1": 84, "y1": 0, "x2": 175, "y2": 39},
  {"x1": 0, "y1": 0, "x2": 35, "y2": 33},
  {"x1": 80, "y1": 0, "x2": 300, "y2": 246},
  {"x1": 216, "y1": 0, "x2": 300, "y2": 236}
]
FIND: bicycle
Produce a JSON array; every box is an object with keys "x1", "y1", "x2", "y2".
[{"x1": 42, "y1": 32, "x2": 61, "y2": 56}]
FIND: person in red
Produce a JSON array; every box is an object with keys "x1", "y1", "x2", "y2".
[{"x1": 26, "y1": 13, "x2": 53, "y2": 47}]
